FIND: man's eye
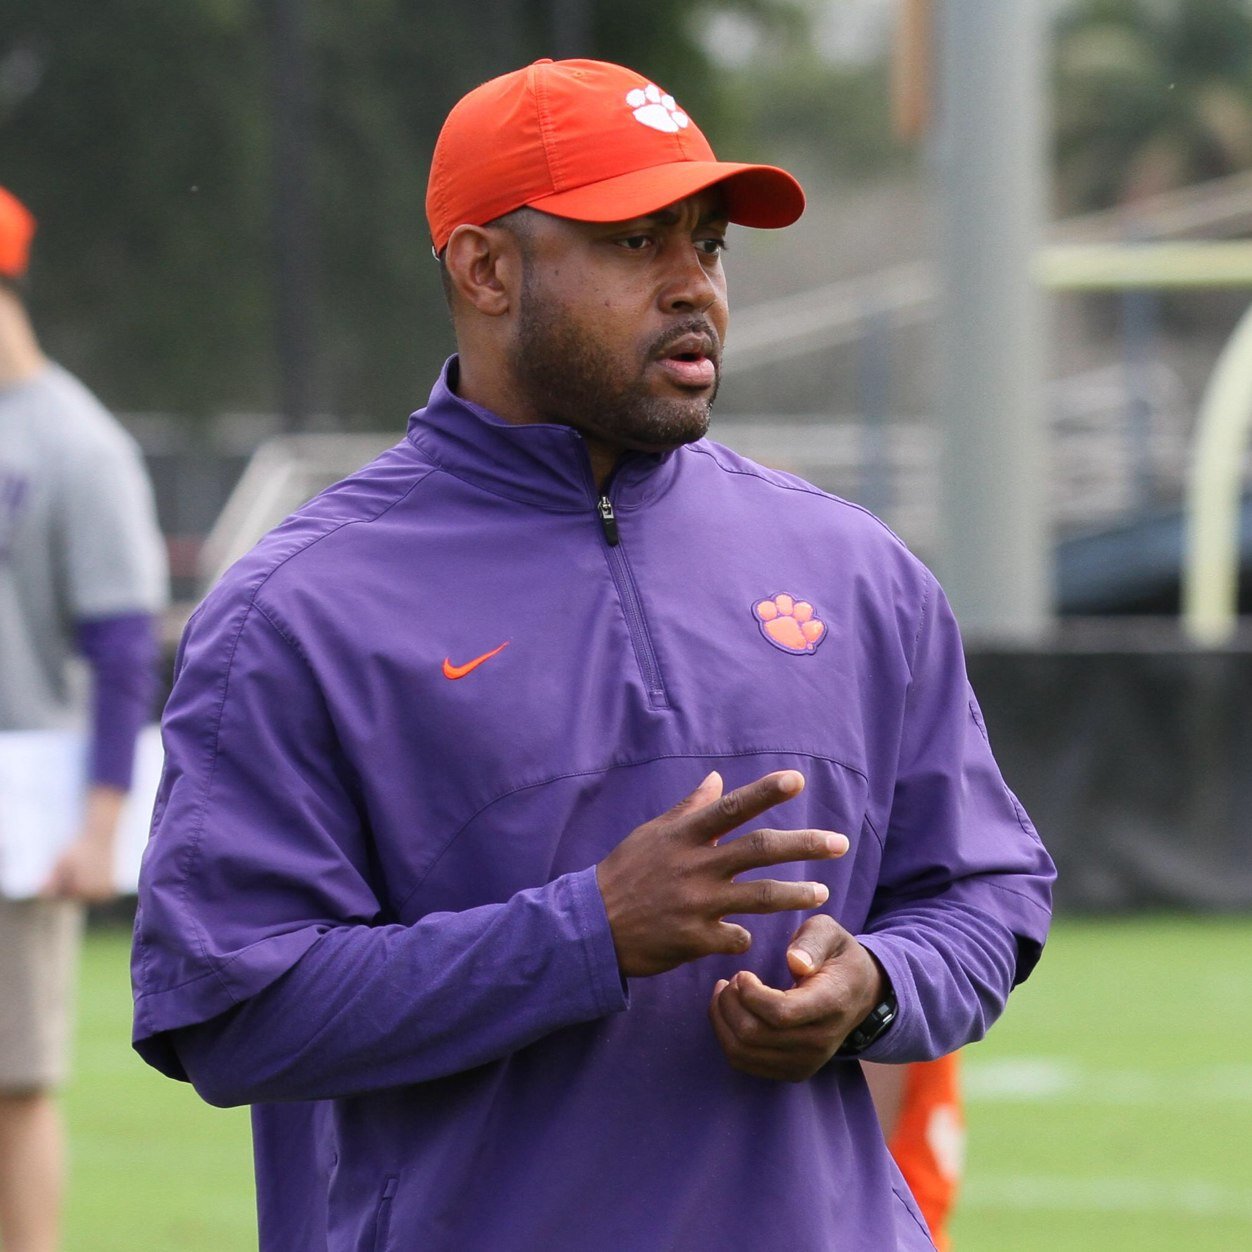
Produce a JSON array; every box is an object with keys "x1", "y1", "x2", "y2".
[
  {"x1": 696, "y1": 237, "x2": 728, "y2": 256},
  {"x1": 618, "y1": 235, "x2": 652, "y2": 251}
]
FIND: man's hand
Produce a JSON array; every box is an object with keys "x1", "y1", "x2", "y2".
[
  {"x1": 708, "y1": 913, "x2": 886, "y2": 1082},
  {"x1": 41, "y1": 785, "x2": 124, "y2": 903},
  {"x1": 595, "y1": 770, "x2": 848, "y2": 978}
]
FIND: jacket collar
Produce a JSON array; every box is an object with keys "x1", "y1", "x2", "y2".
[{"x1": 405, "y1": 357, "x2": 681, "y2": 512}]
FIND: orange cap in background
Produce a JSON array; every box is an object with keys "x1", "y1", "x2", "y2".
[
  {"x1": 0, "y1": 186, "x2": 36, "y2": 280},
  {"x1": 426, "y1": 58, "x2": 805, "y2": 254}
]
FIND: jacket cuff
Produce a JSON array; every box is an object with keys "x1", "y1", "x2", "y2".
[
  {"x1": 567, "y1": 866, "x2": 629, "y2": 1016},
  {"x1": 850, "y1": 934, "x2": 918, "y2": 1063}
]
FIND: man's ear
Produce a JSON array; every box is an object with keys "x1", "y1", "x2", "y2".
[{"x1": 443, "y1": 224, "x2": 521, "y2": 317}]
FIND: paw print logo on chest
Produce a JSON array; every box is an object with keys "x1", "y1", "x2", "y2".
[
  {"x1": 753, "y1": 593, "x2": 827, "y2": 655},
  {"x1": 625, "y1": 83, "x2": 689, "y2": 134}
]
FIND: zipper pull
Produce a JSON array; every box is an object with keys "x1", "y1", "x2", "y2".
[{"x1": 596, "y1": 495, "x2": 621, "y2": 546}]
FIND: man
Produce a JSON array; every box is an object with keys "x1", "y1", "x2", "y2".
[
  {"x1": 132, "y1": 59, "x2": 1053, "y2": 1250},
  {"x1": 0, "y1": 184, "x2": 166, "y2": 1252}
]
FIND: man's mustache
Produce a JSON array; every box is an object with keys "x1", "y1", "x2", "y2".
[{"x1": 648, "y1": 319, "x2": 722, "y2": 366}]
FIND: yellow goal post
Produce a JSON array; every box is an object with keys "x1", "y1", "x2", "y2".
[{"x1": 1035, "y1": 240, "x2": 1252, "y2": 644}]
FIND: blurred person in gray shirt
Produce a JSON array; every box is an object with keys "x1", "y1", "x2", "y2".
[{"x1": 0, "y1": 184, "x2": 166, "y2": 1252}]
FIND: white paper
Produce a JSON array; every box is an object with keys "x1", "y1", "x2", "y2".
[{"x1": 0, "y1": 725, "x2": 164, "y2": 898}]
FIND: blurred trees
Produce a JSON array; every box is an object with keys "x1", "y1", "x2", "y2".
[
  {"x1": 21, "y1": 2, "x2": 1251, "y2": 424},
  {"x1": 1055, "y1": 0, "x2": 1252, "y2": 212},
  {"x1": 1, "y1": 1, "x2": 273, "y2": 417},
  {"x1": 0, "y1": 0, "x2": 791, "y2": 423},
  {"x1": 705, "y1": 6, "x2": 911, "y2": 180}
]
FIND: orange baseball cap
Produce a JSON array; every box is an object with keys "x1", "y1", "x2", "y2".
[
  {"x1": 426, "y1": 58, "x2": 805, "y2": 254},
  {"x1": 0, "y1": 185, "x2": 36, "y2": 280}
]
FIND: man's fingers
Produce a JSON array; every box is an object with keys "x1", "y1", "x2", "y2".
[
  {"x1": 604, "y1": 769, "x2": 843, "y2": 978},
  {"x1": 722, "y1": 876, "x2": 830, "y2": 915},
  {"x1": 712, "y1": 972, "x2": 830, "y2": 1037},
  {"x1": 721, "y1": 827, "x2": 848, "y2": 874},
  {"x1": 723, "y1": 969, "x2": 786, "y2": 1021},
  {"x1": 663, "y1": 769, "x2": 725, "y2": 822},
  {"x1": 681, "y1": 770, "x2": 805, "y2": 843},
  {"x1": 711, "y1": 921, "x2": 754, "y2": 957},
  {"x1": 709, "y1": 974, "x2": 760, "y2": 1037},
  {"x1": 731, "y1": 967, "x2": 853, "y2": 1031}
]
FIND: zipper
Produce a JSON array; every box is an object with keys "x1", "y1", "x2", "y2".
[
  {"x1": 592, "y1": 489, "x2": 668, "y2": 708},
  {"x1": 373, "y1": 1175, "x2": 398, "y2": 1252},
  {"x1": 596, "y1": 494, "x2": 620, "y2": 546}
]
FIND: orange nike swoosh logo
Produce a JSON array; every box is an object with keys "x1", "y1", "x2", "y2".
[{"x1": 442, "y1": 641, "x2": 509, "y2": 680}]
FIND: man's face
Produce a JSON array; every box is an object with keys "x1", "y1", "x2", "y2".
[{"x1": 505, "y1": 192, "x2": 730, "y2": 457}]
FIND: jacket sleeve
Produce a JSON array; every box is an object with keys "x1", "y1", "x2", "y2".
[
  {"x1": 75, "y1": 612, "x2": 160, "y2": 790},
  {"x1": 854, "y1": 575, "x2": 1055, "y2": 1063},
  {"x1": 131, "y1": 588, "x2": 626, "y2": 1104}
]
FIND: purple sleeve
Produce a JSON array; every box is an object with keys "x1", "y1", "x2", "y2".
[
  {"x1": 132, "y1": 594, "x2": 626, "y2": 1099},
  {"x1": 157, "y1": 868, "x2": 625, "y2": 1105},
  {"x1": 854, "y1": 576, "x2": 1054, "y2": 1063},
  {"x1": 74, "y1": 612, "x2": 160, "y2": 790}
]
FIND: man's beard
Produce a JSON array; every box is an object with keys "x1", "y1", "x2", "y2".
[{"x1": 509, "y1": 271, "x2": 719, "y2": 452}]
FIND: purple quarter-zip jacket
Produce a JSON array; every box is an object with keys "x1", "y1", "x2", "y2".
[{"x1": 133, "y1": 359, "x2": 1053, "y2": 1251}]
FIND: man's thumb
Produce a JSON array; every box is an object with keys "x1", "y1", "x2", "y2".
[{"x1": 787, "y1": 913, "x2": 839, "y2": 980}]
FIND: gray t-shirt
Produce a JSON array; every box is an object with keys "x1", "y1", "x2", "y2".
[{"x1": 0, "y1": 363, "x2": 167, "y2": 731}]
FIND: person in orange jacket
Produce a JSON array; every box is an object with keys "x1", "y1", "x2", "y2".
[{"x1": 864, "y1": 1054, "x2": 966, "y2": 1249}]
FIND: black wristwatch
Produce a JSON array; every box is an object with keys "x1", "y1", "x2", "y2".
[{"x1": 835, "y1": 987, "x2": 898, "y2": 1057}]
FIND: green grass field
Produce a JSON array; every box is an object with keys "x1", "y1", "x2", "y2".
[
  {"x1": 63, "y1": 917, "x2": 1251, "y2": 1251},
  {"x1": 64, "y1": 928, "x2": 254, "y2": 1251},
  {"x1": 950, "y1": 915, "x2": 1252, "y2": 1251}
]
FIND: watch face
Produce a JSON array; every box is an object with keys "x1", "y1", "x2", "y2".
[{"x1": 837, "y1": 992, "x2": 898, "y2": 1057}]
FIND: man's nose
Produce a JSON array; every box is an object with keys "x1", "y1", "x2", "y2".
[{"x1": 659, "y1": 247, "x2": 721, "y2": 315}]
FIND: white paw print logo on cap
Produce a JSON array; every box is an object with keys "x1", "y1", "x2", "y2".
[{"x1": 626, "y1": 83, "x2": 689, "y2": 134}]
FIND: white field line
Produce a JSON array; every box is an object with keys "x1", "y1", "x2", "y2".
[
  {"x1": 962, "y1": 1175, "x2": 1252, "y2": 1220},
  {"x1": 964, "y1": 1058, "x2": 1252, "y2": 1106}
]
